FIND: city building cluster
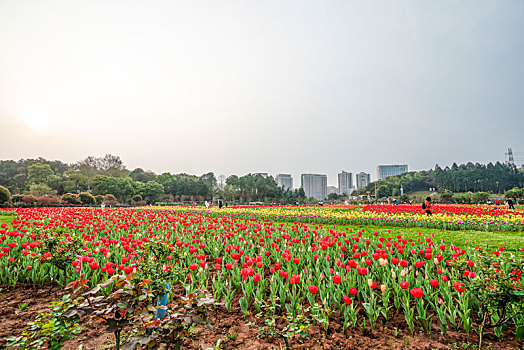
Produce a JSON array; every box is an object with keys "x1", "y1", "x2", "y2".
[{"x1": 269, "y1": 164, "x2": 408, "y2": 200}]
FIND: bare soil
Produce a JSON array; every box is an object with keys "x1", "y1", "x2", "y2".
[{"x1": 0, "y1": 283, "x2": 521, "y2": 350}]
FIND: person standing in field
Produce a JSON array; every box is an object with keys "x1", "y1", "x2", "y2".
[{"x1": 422, "y1": 196, "x2": 432, "y2": 216}]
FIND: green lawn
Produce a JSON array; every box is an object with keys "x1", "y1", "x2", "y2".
[
  {"x1": 280, "y1": 222, "x2": 524, "y2": 252},
  {"x1": 0, "y1": 215, "x2": 14, "y2": 228},
  {"x1": 336, "y1": 224, "x2": 524, "y2": 252}
]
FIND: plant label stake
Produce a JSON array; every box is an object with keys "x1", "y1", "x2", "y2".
[{"x1": 155, "y1": 283, "x2": 169, "y2": 320}]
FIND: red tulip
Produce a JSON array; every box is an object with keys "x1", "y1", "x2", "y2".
[
  {"x1": 453, "y1": 282, "x2": 465, "y2": 292},
  {"x1": 357, "y1": 267, "x2": 367, "y2": 275},
  {"x1": 343, "y1": 296, "x2": 352, "y2": 305},
  {"x1": 333, "y1": 275, "x2": 342, "y2": 284},
  {"x1": 399, "y1": 281, "x2": 409, "y2": 289},
  {"x1": 308, "y1": 285, "x2": 318, "y2": 294},
  {"x1": 410, "y1": 287, "x2": 423, "y2": 298},
  {"x1": 253, "y1": 273, "x2": 261, "y2": 283}
]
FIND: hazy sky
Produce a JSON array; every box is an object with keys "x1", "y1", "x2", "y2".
[{"x1": 1, "y1": 1, "x2": 523, "y2": 186}]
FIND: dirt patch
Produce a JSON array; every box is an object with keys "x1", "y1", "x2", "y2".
[
  {"x1": 0, "y1": 283, "x2": 111, "y2": 350},
  {"x1": 0, "y1": 283, "x2": 521, "y2": 350}
]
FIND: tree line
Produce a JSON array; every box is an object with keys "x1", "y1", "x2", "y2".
[
  {"x1": 354, "y1": 161, "x2": 524, "y2": 200},
  {"x1": 0, "y1": 155, "x2": 306, "y2": 206}
]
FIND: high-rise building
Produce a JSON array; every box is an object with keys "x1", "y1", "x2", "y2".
[
  {"x1": 356, "y1": 172, "x2": 371, "y2": 189},
  {"x1": 300, "y1": 174, "x2": 327, "y2": 200},
  {"x1": 337, "y1": 171, "x2": 353, "y2": 195},
  {"x1": 276, "y1": 174, "x2": 293, "y2": 191},
  {"x1": 376, "y1": 164, "x2": 408, "y2": 179}
]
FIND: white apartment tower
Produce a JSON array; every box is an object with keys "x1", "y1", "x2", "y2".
[
  {"x1": 356, "y1": 172, "x2": 371, "y2": 189},
  {"x1": 276, "y1": 174, "x2": 293, "y2": 191},
  {"x1": 301, "y1": 174, "x2": 327, "y2": 200},
  {"x1": 337, "y1": 171, "x2": 353, "y2": 195}
]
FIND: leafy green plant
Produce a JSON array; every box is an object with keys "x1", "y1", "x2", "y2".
[
  {"x1": 455, "y1": 248, "x2": 524, "y2": 349},
  {"x1": 6, "y1": 294, "x2": 83, "y2": 349},
  {"x1": 35, "y1": 231, "x2": 86, "y2": 287},
  {"x1": 18, "y1": 301, "x2": 30, "y2": 311},
  {"x1": 124, "y1": 289, "x2": 217, "y2": 350}
]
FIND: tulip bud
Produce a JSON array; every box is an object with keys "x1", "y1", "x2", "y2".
[
  {"x1": 392, "y1": 271, "x2": 397, "y2": 279},
  {"x1": 381, "y1": 284, "x2": 387, "y2": 292}
]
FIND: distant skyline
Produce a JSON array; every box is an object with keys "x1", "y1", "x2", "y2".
[{"x1": 1, "y1": 1, "x2": 523, "y2": 187}]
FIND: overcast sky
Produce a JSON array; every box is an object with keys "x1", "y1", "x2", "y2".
[{"x1": 1, "y1": 1, "x2": 523, "y2": 186}]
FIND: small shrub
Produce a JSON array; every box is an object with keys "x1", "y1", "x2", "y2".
[
  {"x1": 104, "y1": 200, "x2": 119, "y2": 207},
  {"x1": 78, "y1": 192, "x2": 96, "y2": 205},
  {"x1": 105, "y1": 194, "x2": 117, "y2": 202},
  {"x1": 21, "y1": 195, "x2": 37, "y2": 206},
  {"x1": 94, "y1": 195, "x2": 104, "y2": 205},
  {"x1": 132, "y1": 194, "x2": 142, "y2": 202},
  {"x1": 11, "y1": 194, "x2": 23, "y2": 203},
  {"x1": 0, "y1": 185, "x2": 11, "y2": 204},
  {"x1": 36, "y1": 196, "x2": 52, "y2": 207},
  {"x1": 61, "y1": 193, "x2": 80, "y2": 205}
]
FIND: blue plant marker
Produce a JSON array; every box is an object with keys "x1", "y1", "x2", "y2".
[{"x1": 155, "y1": 284, "x2": 169, "y2": 320}]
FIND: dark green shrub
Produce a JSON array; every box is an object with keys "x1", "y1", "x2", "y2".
[
  {"x1": 61, "y1": 193, "x2": 80, "y2": 205},
  {"x1": 0, "y1": 185, "x2": 11, "y2": 204},
  {"x1": 78, "y1": 192, "x2": 96, "y2": 205},
  {"x1": 11, "y1": 194, "x2": 23, "y2": 203},
  {"x1": 105, "y1": 194, "x2": 117, "y2": 202},
  {"x1": 94, "y1": 195, "x2": 104, "y2": 205},
  {"x1": 132, "y1": 194, "x2": 143, "y2": 202}
]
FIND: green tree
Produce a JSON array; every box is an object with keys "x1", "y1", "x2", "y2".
[
  {"x1": 46, "y1": 174, "x2": 65, "y2": 194},
  {"x1": 27, "y1": 163, "x2": 54, "y2": 185},
  {"x1": 92, "y1": 176, "x2": 134, "y2": 202},
  {"x1": 29, "y1": 184, "x2": 56, "y2": 197},
  {"x1": 0, "y1": 185, "x2": 11, "y2": 204},
  {"x1": 504, "y1": 187, "x2": 523, "y2": 203},
  {"x1": 141, "y1": 181, "x2": 164, "y2": 204},
  {"x1": 440, "y1": 189, "x2": 454, "y2": 203},
  {"x1": 63, "y1": 173, "x2": 88, "y2": 193},
  {"x1": 130, "y1": 168, "x2": 157, "y2": 183},
  {"x1": 327, "y1": 192, "x2": 340, "y2": 200}
]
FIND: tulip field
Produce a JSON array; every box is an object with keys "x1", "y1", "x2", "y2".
[
  {"x1": 157, "y1": 204, "x2": 524, "y2": 232},
  {"x1": 0, "y1": 205, "x2": 523, "y2": 349}
]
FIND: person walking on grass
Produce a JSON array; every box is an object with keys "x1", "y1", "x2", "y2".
[{"x1": 422, "y1": 196, "x2": 432, "y2": 216}]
